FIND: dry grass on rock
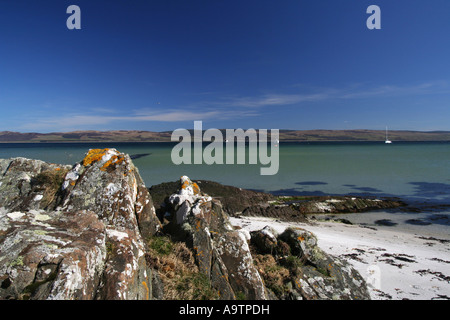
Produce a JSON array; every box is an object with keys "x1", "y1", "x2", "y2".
[{"x1": 145, "y1": 236, "x2": 218, "y2": 300}]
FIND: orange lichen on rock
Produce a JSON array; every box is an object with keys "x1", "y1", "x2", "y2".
[
  {"x1": 195, "y1": 220, "x2": 201, "y2": 231},
  {"x1": 181, "y1": 179, "x2": 190, "y2": 190},
  {"x1": 180, "y1": 176, "x2": 200, "y2": 195},
  {"x1": 142, "y1": 281, "x2": 150, "y2": 300},
  {"x1": 83, "y1": 149, "x2": 110, "y2": 166},
  {"x1": 100, "y1": 154, "x2": 125, "y2": 171},
  {"x1": 192, "y1": 182, "x2": 200, "y2": 195},
  {"x1": 82, "y1": 149, "x2": 126, "y2": 171}
]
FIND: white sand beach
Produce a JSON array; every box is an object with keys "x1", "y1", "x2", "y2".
[{"x1": 230, "y1": 216, "x2": 450, "y2": 300}]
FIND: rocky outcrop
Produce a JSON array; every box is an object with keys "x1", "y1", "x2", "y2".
[
  {"x1": 251, "y1": 226, "x2": 370, "y2": 299},
  {"x1": 150, "y1": 180, "x2": 309, "y2": 223},
  {"x1": 290, "y1": 196, "x2": 406, "y2": 214},
  {"x1": 162, "y1": 176, "x2": 268, "y2": 300},
  {"x1": 1, "y1": 151, "x2": 371, "y2": 300},
  {"x1": 157, "y1": 176, "x2": 370, "y2": 300},
  {"x1": 0, "y1": 149, "x2": 162, "y2": 300},
  {"x1": 150, "y1": 179, "x2": 276, "y2": 217},
  {"x1": 149, "y1": 181, "x2": 405, "y2": 223}
]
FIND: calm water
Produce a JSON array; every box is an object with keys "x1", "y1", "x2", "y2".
[{"x1": 1, "y1": 141, "x2": 449, "y2": 233}]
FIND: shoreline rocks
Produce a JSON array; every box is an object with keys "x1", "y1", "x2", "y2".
[
  {"x1": 153, "y1": 175, "x2": 371, "y2": 300},
  {"x1": 1, "y1": 151, "x2": 372, "y2": 300},
  {"x1": 149, "y1": 180, "x2": 407, "y2": 223},
  {"x1": 250, "y1": 226, "x2": 370, "y2": 300},
  {"x1": 163, "y1": 176, "x2": 268, "y2": 299},
  {"x1": 0, "y1": 150, "x2": 162, "y2": 300}
]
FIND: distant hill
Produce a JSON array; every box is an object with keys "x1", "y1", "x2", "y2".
[
  {"x1": 0, "y1": 130, "x2": 172, "y2": 143},
  {"x1": 0, "y1": 129, "x2": 449, "y2": 143},
  {"x1": 278, "y1": 129, "x2": 450, "y2": 142}
]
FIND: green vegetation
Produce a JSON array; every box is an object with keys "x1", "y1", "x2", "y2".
[
  {"x1": 282, "y1": 255, "x2": 304, "y2": 271},
  {"x1": 175, "y1": 272, "x2": 218, "y2": 300},
  {"x1": 235, "y1": 291, "x2": 247, "y2": 300},
  {"x1": 8, "y1": 256, "x2": 24, "y2": 268},
  {"x1": 148, "y1": 236, "x2": 174, "y2": 256},
  {"x1": 105, "y1": 241, "x2": 116, "y2": 255}
]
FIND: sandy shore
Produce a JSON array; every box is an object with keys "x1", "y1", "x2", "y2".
[{"x1": 230, "y1": 216, "x2": 450, "y2": 300}]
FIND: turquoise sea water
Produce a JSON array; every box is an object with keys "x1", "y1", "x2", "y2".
[{"x1": 1, "y1": 141, "x2": 449, "y2": 233}]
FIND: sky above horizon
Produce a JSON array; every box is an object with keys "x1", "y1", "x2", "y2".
[{"x1": 1, "y1": 0, "x2": 450, "y2": 133}]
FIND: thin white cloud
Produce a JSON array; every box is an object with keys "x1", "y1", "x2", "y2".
[
  {"x1": 17, "y1": 108, "x2": 256, "y2": 132},
  {"x1": 223, "y1": 81, "x2": 450, "y2": 107},
  {"x1": 339, "y1": 82, "x2": 450, "y2": 99},
  {"x1": 15, "y1": 81, "x2": 449, "y2": 132},
  {"x1": 223, "y1": 93, "x2": 329, "y2": 108}
]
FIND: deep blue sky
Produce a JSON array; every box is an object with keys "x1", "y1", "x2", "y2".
[{"x1": 1, "y1": 0, "x2": 450, "y2": 132}]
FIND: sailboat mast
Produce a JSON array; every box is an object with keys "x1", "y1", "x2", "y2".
[{"x1": 385, "y1": 126, "x2": 392, "y2": 143}]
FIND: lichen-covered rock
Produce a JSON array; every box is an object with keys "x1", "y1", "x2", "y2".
[
  {"x1": 165, "y1": 176, "x2": 268, "y2": 300},
  {"x1": 0, "y1": 158, "x2": 71, "y2": 212},
  {"x1": 158, "y1": 176, "x2": 370, "y2": 300},
  {"x1": 214, "y1": 229, "x2": 267, "y2": 299},
  {"x1": 149, "y1": 179, "x2": 308, "y2": 223},
  {"x1": 149, "y1": 179, "x2": 274, "y2": 216},
  {"x1": 0, "y1": 209, "x2": 107, "y2": 300},
  {"x1": 258, "y1": 227, "x2": 371, "y2": 300},
  {"x1": 167, "y1": 176, "x2": 212, "y2": 224},
  {"x1": 1, "y1": 152, "x2": 371, "y2": 300},
  {"x1": 0, "y1": 149, "x2": 162, "y2": 300},
  {"x1": 250, "y1": 226, "x2": 279, "y2": 254}
]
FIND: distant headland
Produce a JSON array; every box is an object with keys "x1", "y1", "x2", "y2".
[{"x1": 1, "y1": 129, "x2": 450, "y2": 143}]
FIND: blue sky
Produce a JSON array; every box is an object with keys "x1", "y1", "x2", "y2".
[{"x1": 1, "y1": 0, "x2": 450, "y2": 132}]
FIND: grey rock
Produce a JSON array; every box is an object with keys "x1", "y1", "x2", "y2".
[
  {"x1": 1, "y1": 152, "x2": 371, "y2": 301},
  {"x1": 278, "y1": 227, "x2": 370, "y2": 300},
  {"x1": 0, "y1": 149, "x2": 162, "y2": 300},
  {"x1": 165, "y1": 176, "x2": 268, "y2": 300}
]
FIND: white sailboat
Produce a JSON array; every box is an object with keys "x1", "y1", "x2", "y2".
[{"x1": 385, "y1": 126, "x2": 392, "y2": 144}]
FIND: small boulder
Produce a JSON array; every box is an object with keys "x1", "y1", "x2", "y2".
[{"x1": 250, "y1": 226, "x2": 279, "y2": 254}]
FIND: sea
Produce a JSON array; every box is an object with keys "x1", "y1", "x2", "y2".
[{"x1": 1, "y1": 141, "x2": 449, "y2": 236}]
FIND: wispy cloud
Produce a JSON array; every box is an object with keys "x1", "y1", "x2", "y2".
[
  {"x1": 220, "y1": 81, "x2": 450, "y2": 108},
  {"x1": 221, "y1": 93, "x2": 329, "y2": 108},
  {"x1": 15, "y1": 81, "x2": 449, "y2": 132},
  {"x1": 17, "y1": 108, "x2": 256, "y2": 132},
  {"x1": 339, "y1": 81, "x2": 450, "y2": 99}
]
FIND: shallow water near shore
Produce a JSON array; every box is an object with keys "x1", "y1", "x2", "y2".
[{"x1": 1, "y1": 141, "x2": 449, "y2": 235}]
